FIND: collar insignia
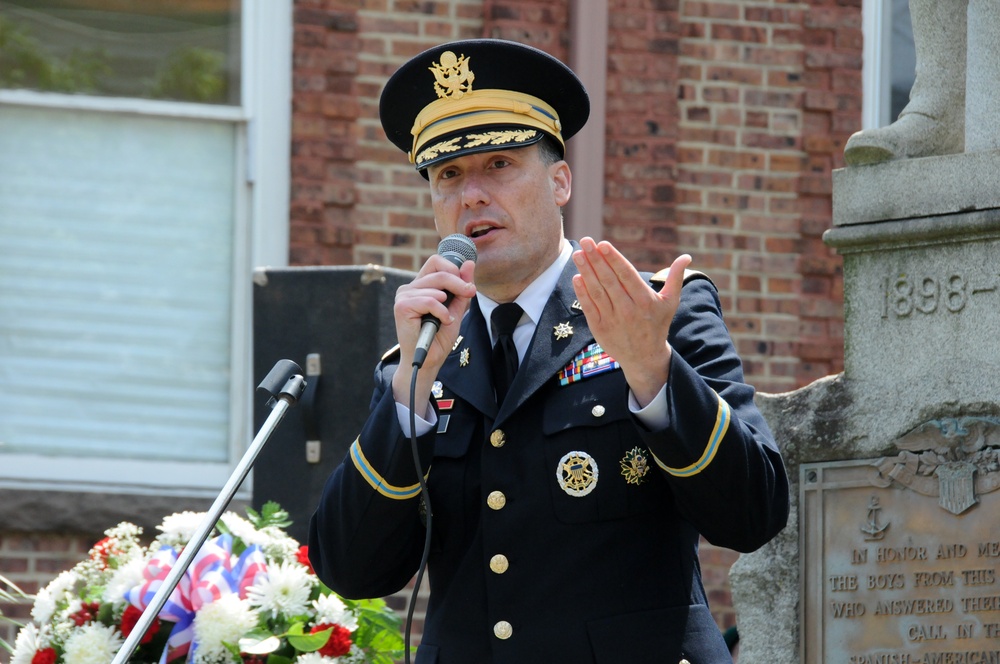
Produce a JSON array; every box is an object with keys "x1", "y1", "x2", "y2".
[
  {"x1": 553, "y1": 322, "x2": 574, "y2": 340},
  {"x1": 429, "y1": 51, "x2": 474, "y2": 100},
  {"x1": 460, "y1": 347, "x2": 471, "y2": 367}
]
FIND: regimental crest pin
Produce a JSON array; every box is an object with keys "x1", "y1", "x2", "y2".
[
  {"x1": 431, "y1": 381, "x2": 444, "y2": 399},
  {"x1": 459, "y1": 348, "x2": 471, "y2": 367},
  {"x1": 620, "y1": 447, "x2": 650, "y2": 486},
  {"x1": 556, "y1": 451, "x2": 599, "y2": 497}
]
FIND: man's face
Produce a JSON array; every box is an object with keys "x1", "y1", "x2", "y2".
[{"x1": 426, "y1": 143, "x2": 571, "y2": 302}]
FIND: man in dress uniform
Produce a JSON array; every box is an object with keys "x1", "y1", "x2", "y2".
[{"x1": 309, "y1": 39, "x2": 789, "y2": 664}]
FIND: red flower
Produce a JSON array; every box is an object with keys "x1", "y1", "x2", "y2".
[
  {"x1": 120, "y1": 604, "x2": 161, "y2": 645},
  {"x1": 312, "y1": 623, "x2": 353, "y2": 658},
  {"x1": 89, "y1": 537, "x2": 122, "y2": 570},
  {"x1": 69, "y1": 601, "x2": 101, "y2": 627},
  {"x1": 31, "y1": 649, "x2": 57, "y2": 664},
  {"x1": 296, "y1": 545, "x2": 314, "y2": 573}
]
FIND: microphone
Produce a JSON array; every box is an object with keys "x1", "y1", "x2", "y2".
[{"x1": 412, "y1": 234, "x2": 478, "y2": 368}]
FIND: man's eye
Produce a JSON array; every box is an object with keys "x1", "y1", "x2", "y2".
[
  {"x1": 491, "y1": 159, "x2": 510, "y2": 169},
  {"x1": 439, "y1": 168, "x2": 459, "y2": 180}
]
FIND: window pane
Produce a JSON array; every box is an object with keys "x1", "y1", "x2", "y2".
[
  {"x1": 0, "y1": 105, "x2": 236, "y2": 462},
  {"x1": 0, "y1": 0, "x2": 241, "y2": 105},
  {"x1": 889, "y1": 0, "x2": 916, "y2": 122}
]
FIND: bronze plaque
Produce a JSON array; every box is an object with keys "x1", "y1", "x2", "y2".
[{"x1": 801, "y1": 458, "x2": 1000, "y2": 664}]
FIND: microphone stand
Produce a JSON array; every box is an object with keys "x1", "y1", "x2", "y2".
[{"x1": 111, "y1": 359, "x2": 307, "y2": 664}]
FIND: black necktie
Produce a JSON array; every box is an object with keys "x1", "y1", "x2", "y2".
[{"x1": 491, "y1": 302, "x2": 523, "y2": 406}]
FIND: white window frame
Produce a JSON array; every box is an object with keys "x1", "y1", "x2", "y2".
[
  {"x1": 0, "y1": 0, "x2": 291, "y2": 498},
  {"x1": 862, "y1": 0, "x2": 916, "y2": 130},
  {"x1": 861, "y1": 0, "x2": 892, "y2": 130}
]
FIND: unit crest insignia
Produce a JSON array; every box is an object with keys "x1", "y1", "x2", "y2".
[
  {"x1": 429, "y1": 51, "x2": 474, "y2": 100},
  {"x1": 460, "y1": 348, "x2": 471, "y2": 367},
  {"x1": 553, "y1": 322, "x2": 574, "y2": 340},
  {"x1": 620, "y1": 447, "x2": 650, "y2": 486},
  {"x1": 557, "y1": 451, "x2": 599, "y2": 497}
]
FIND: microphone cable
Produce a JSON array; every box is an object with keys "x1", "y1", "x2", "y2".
[
  {"x1": 401, "y1": 233, "x2": 475, "y2": 663},
  {"x1": 405, "y1": 366, "x2": 432, "y2": 664}
]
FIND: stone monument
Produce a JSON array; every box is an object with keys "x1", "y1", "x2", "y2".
[{"x1": 726, "y1": 4, "x2": 1000, "y2": 660}]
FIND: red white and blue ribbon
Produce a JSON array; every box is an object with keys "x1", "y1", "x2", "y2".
[{"x1": 124, "y1": 534, "x2": 268, "y2": 663}]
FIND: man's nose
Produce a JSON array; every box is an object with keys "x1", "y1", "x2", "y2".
[{"x1": 461, "y1": 174, "x2": 490, "y2": 208}]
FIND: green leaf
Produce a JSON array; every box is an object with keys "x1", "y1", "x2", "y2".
[
  {"x1": 266, "y1": 655, "x2": 293, "y2": 664},
  {"x1": 287, "y1": 629, "x2": 331, "y2": 653},
  {"x1": 245, "y1": 502, "x2": 293, "y2": 530}
]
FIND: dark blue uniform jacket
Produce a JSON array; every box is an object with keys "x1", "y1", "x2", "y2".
[{"x1": 309, "y1": 256, "x2": 789, "y2": 664}]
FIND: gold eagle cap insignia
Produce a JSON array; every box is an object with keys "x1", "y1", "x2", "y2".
[{"x1": 429, "y1": 51, "x2": 474, "y2": 99}]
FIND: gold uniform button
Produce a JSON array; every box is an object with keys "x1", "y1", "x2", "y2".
[
  {"x1": 494, "y1": 620, "x2": 513, "y2": 640},
  {"x1": 489, "y1": 554, "x2": 509, "y2": 574},
  {"x1": 487, "y1": 491, "x2": 507, "y2": 510},
  {"x1": 490, "y1": 429, "x2": 507, "y2": 448}
]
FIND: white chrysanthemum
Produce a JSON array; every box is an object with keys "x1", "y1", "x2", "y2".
[
  {"x1": 191, "y1": 593, "x2": 258, "y2": 664},
  {"x1": 246, "y1": 560, "x2": 316, "y2": 619},
  {"x1": 220, "y1": 511, "x2": 258, "y2": 544},
  {"x1": 257, "y1": 525, "x2": 300, "y2": 562},
  {"x1": 219, "y1": 512, "x2": 299, "y2": 563},
  {"x1": 156, "y1": 510, "x2": 206, "y2": 547},
  {"x1": 103, "y1": 555, "x2": 147, "y2": 606},
  {"x1": 295, "y1": 653, "x2": 340, "y2": 664},
  {"x1": 312, "y1": 593, "x2": 358, "y2": 631},
  {"x1": 32, "y1": 569, "x2": 78, "y2": 624},
  {"x1": 10, "y1": 623, "x2": 48, "y2": 664},
  {"x1": 30, "y1": 587, "x2": 57, "y2": 626},
  {"x1": 62, "y1": 623, "x2": 123, "y2": 664}
]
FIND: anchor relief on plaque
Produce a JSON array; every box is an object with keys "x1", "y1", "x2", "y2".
[{"x1": 871, "y1": 415, "x2": 1000, "y2": 515}]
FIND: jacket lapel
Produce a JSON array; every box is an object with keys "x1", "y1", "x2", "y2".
[
  {"x1": 437, "y1": 298, "x2": 498, "y2": 418},
  {"x1": 499, "y1": 258, "x2": 594, "y2": 421}
]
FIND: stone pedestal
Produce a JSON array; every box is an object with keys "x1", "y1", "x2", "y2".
[{"x1": 730, "y1": 152, "x2": 1000, "y2": 664}]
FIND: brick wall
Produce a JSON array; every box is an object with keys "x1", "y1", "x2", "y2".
[
  {"x1": 0, "y1": 533, "x2": 93, "y2": 660},
  {"x1": 287, "y1": 0, "x2": 851, "y2": 393}
]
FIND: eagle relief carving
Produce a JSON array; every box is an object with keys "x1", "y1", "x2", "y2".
[{"x1": 871, "y1": 416, "x2": 1000, "y2": 515}]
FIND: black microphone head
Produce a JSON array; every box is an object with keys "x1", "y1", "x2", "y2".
[{"x1": 438, "y1": 233, "x2": 478, "y2": 268}]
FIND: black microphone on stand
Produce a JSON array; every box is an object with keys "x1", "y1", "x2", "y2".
[{"x1": 412, "y1": 233, "x2": 478, "y2": 368}]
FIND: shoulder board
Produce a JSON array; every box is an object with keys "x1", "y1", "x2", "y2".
[
  {"x1": 650, "y1": 268, "x2": 716, "y2": 290},
  {"x1": 380, "y1": 344, "x2": 401, "y2": 362}
]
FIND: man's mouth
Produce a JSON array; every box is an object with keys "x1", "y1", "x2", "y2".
[{"x1": 468, "y1": 224, "x2": 498, "y2": 239}]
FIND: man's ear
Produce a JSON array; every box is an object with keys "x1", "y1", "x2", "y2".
[{"x1": 551, "y1": 160, "x2": 571, "y2": 206}]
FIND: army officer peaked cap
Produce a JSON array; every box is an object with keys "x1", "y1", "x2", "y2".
[{"x1": 380, "y1": 39, "x2": 591, "y2": 173}]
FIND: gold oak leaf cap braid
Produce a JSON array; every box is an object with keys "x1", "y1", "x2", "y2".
[{"x1": 379, "y1": 39, "x2": 591, "y2": 175}]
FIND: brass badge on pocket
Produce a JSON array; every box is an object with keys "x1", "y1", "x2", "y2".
[{"x1": 556, "y1": 451, "x2": 599, "y2": 497}]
